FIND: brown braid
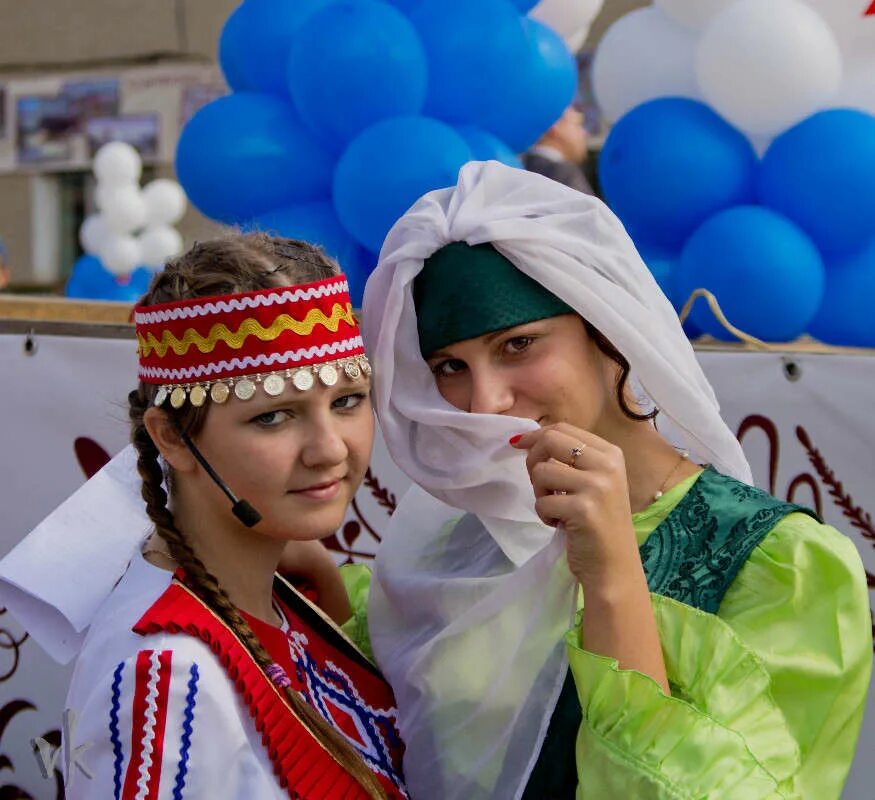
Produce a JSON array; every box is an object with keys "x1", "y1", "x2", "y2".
[{"x1": 129, "y1": 233, "x2": 389, "y2": 799}]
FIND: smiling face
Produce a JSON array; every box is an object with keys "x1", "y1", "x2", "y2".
[
  {"x1": 426, "y1": 314, "x2": 621, "y2": 433},
  {"x1": 181, "y1": 374, "x2": 374, "y2": 543}
]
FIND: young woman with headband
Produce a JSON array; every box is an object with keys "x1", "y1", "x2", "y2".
[{"x1": 63, "y1": 234, "x2": 406, "y2": 799}]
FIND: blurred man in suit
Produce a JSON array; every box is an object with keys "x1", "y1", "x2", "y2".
[{"x1": 523, "y1": 104, "x2": 594, "y2": 195}]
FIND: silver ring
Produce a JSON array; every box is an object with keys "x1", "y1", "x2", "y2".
[{"x1": 569, "y1": 445, "x2": 586, "y2": 468}]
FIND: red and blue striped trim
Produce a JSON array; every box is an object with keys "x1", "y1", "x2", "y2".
[{"x1": 121, "y1": 649, "x2": 173, "y2": 800}]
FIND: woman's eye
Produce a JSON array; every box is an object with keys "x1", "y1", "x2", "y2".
[
  {"x1": 431, "y1": 359, "x2": 466, "y2": 378},
  {"x1": 333, "y1": 393, "x2": 367, "y2": 410},
  {"x1": 505, "y1": 336, "x2": 533, "y2": 354},
  {"x1": 252, "y1": 410, "x2": 289, "y2": 427}
]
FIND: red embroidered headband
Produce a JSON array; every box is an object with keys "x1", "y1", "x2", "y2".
[{"x1": 135, "y1": 275, "x2": 370, "y2": 409}]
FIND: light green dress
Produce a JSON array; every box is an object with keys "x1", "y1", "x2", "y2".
[{"x1": 342, "y1": 469, "x2": 872, "y2": 799}]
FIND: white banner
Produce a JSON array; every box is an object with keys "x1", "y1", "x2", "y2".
[{"x1": 0, "y1": 330, "x2": 872, "y2": 798}]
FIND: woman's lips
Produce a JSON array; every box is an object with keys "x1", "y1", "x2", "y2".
[{"x1": 290, "y1": 480, "x2": 342, "y2": 501}]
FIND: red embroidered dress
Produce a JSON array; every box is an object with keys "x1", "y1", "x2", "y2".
[
  {"x1": 134, "y1": 574, "x2": 408, "y2": 799},
  {"x1": 245, "y1": 592, "x2": 408, "y2": 799},
  {"x1": 61, "y1": 553, "x2": 406, "y2": 800}
]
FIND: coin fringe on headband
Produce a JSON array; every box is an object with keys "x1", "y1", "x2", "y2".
[{"x1": 153, "y1": 355, "x2": 372, "y2": 409}]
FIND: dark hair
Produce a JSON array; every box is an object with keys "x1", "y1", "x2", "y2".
[
  {"x1": 583, "y1": 320, "x2": 658, "y2": 423},
  {"x1": 128, "y1": 233, "x2": 387, "y2": 799}
]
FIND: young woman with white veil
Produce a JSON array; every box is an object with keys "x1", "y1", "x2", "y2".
[{"x1": 358, "y1": 160, "x2": 871, "y2": 799}]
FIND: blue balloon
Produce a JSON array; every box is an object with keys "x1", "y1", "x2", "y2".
[
  {"x1": 674, "y1": 206, "x2": 824, "y2": 342},
  {"x1": 333, "y1": 115, "x2": 472, "y2": 252},
  {"x1": 511, "y1": 0, "x2": 539, "y2": 10},
  {"x1": 476, "y1": 18, "x2": 578, "y2": 152},
  {"x1": 384, "y1": 0, "x2": 424, "y2": 13},
  {"x1": 410, "y1": 0, "x2": 529, "y2": 125},
  {"x1": 218, "y1": 4, "x2": 253, "y2": 92},
  {"x1": 176, "y1": 93, "x2": 334, "y2": 224},
  {"x1": 637, "y1": 245, "x2": 680, "y2": 307},
  {"x1": 248, "y1": 200, "x2": 361, "y2": 272},
  {"x1": 343, "y1": 246, "x2": 377, "y2": 308},
  {"x1": 456, "y1": 126, "x2": 522, "y2": 168},
  {"x1": 638, "y1": 245, "x2": 700, "y2": 337},
  {"x1": 248, "y1": 201, "x2": 378, "y2": 306},
  {"x1": 758, "y1": 109, "x2": 875, "y2": 256},
  {"x1": 111, "y1": 267, "x2": 154, "y2": 302},
  {"x1": 65, "y1": 254, "x2": 117, "y2": 300},
  {"x1": 808, "y1": 238, "x2": 875, "y2": 347},
  {"x1": 287, "y1": 1, "x2": 428, "y2": 149},
  {"x1": 599, "y1": 98, "x2": 757, "y2": 249},
  {"x1": 217, "y1": 0, "x2": 335, "y2": 96}
]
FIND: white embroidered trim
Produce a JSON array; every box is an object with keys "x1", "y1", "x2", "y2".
[
  {"x1": 134, "y1": 650, "x2": 163, "y2": 800},
  {"x1": 134, "y1": 280, "x2": 350, "y2": 325},
  {"x1": 139, "y1": 336, "x2": 365, "y2": 381}
]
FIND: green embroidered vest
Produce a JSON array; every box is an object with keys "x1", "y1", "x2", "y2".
[{"x1": 521, "y1": 468, "x2": 817, "y2": 800}]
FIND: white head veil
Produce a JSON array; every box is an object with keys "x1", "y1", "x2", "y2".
[{"x1": 362, "y1": 161, "x2": 750, "y2": 800}]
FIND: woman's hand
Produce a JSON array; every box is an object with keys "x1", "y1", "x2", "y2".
[
  {"x1": 511, "y1": 423, "x2": 669, "y2": 693},
  {"x1": 510, "y1": 423, "x2": 641, "y2": 587},
  {"x1": 278, "y1": 539, "x2": 352, "y2": 624}
]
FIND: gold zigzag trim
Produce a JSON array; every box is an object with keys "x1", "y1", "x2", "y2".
[{"x1": 138, "y1": 303, "x2": 356, "y2": 358}]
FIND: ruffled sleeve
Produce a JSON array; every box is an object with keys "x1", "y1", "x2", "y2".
[
  {"x1": 567, "y1": 513, "x2": 871, "y2": 799},
  {"x1": 340, "y1": 563, "x2": 375, "y2": 662}
]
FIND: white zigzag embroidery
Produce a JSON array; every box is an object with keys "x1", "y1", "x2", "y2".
[
  {"x1": 138, "y1": 337, "x2": 365, "y2": 381},
  {"x1": 134, "y1": 651, "x2": 163, "y2": 800},
  {"x1": 285, "y1": 631, "x2": 403, "y2": 787},
  {"x1": 134, "y1": 281, "x2": 349, "y2": 325}
]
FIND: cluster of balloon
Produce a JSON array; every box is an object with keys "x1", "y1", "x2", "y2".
[
  {"x1": 177, "y1": 0, "x2": 598, "y2": 304},
  {"x1": 69, "y1": 142, "x2": 187, "y2": 301},
  {"x1": 593, "y1": 0, "x2": 875, "y2": 346}
]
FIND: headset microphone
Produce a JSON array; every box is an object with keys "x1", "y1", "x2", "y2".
[{"x1": 175, "y1": 425, "x2": 262, "y2": 528}]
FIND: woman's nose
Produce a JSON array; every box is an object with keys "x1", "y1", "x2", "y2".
[
  {"x1": 299, "y1": 415, "x2": 348, "y2": 468},
  {"x1": 468, "y1": 371, "x2": 515, "y2": 416}
]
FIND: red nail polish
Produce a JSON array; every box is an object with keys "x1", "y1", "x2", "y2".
[{"x1": 509, "y1": 434, "x2": 523, "y2": 445}]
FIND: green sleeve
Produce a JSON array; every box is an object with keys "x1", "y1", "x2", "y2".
[
  {"x1": 567, "y1": 514, "x2": 871, "y2": 799},
  {"x1": 718, "y1": 514, "x2": 872, "y2": 798},
  {"x1": 339, "y1": 563, "x2": 375, "y2": 662}
]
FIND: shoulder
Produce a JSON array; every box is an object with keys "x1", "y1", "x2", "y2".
[
  {"x1": 68, "y1": 558, "x2": 244, "y2": 725},
  {"x1": 69, "y1": 621, "x2": 244, "y2": 729},
  {"x1": 742, "y1": 511, "x2": 867, "y2": 592}
]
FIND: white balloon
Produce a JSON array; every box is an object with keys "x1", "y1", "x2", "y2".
[
  {"x1": 530, "y1": 0, "x2": 604, "y2": 51},
  {"x1": 79, "y1": 214, "x2": 112, "y2": 256},
  {"x1": 696, "y1": 0, "x2": 843, "y2": 136},
  {"x1": 138, "y1": 225, "x2": 184, "y2": 269},
  {"x1": 593, "y1": 7, "x2": 700, "y2": 122},
  {"x1": 835, "y1": 54, "x2": 875, "y2": 115},
  {"x1": 654, "y1": 0, "x2": 736, "y2": 30},
  {"x1": 141, "y1": 179, "x2": 188, "y2": 226},
  {"x1": 92, "y1": 142, "x2": 142, "y2": 186},
  {"x1": 99, "y1": 185, "x2": 148, "y2": 235},
  {"x1": 100, "y1": 234, "x2": 142, "y2": 276}
]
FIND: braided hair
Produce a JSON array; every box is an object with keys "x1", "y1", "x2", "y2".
[{"x1": 129, "y1": 233, "x2": 388, "y2": 799}]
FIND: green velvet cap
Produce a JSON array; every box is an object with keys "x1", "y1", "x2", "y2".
[{"x1": 413, "y1": 242, "x2": 573, "y2": 357}]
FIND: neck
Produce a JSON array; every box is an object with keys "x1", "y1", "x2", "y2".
[
  {"x1": 170, "y1": 488, "x2": 285, "y2": 625},
  {"x1": 595, "y1": 412, "x2": 699, "y2": 514}
]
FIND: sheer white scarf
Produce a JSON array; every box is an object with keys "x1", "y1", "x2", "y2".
[{"x1": 362, "y1": 160, "x2": 751, "y2": 800}]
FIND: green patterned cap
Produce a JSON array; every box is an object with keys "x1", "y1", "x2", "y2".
[{"x1": 413, "y1": 241, "x2": 572, "y2": 357}]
